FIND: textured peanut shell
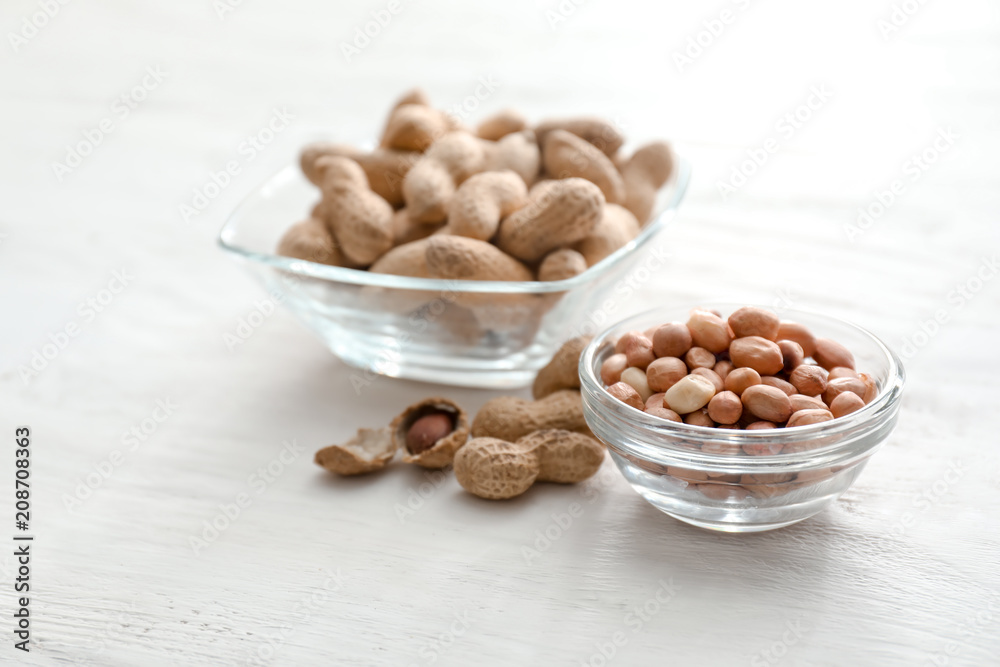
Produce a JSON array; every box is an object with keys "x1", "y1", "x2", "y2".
[
  {"x1": 523, "y1": 430, "x2": 605, "y2": 483},
  {"x1": 380, "y1": 88, "x2": 431, "y2": 138},
  {"x1": 532, "y1": 336, "x2": 592, "y2": 399},
  {"x1": 572, "y1": 203, "x2": 640, "y2": 266},
  {"x1": 453, "y1": 438, "x2": 539, "y2": 500},
  {"x1": 314, "y1": 427, "x2": 396, "y2": 476},
  {"x1": 423, "y1": 235, "x2": 536, "y2": 327},
  {"x1": 391, "y1": 397, "x2": 469, "y2": 469},
  {"x1": 471, "y1": 390, "x2": 592, "y2": 442},
  {"x1": 276, "y1": 218, "x2": 347, "y2": 266},
  {"x1": 542, "y1": 129, "x2": 625, "y2": 204},
  {"x1": 301, "y1": 143, "x2": 417, "y2": 207},
  {"x1": 403, "y1": 133, "x2": 488, "y2": 223},
  {"x1": 537, "y1": 248, "x2": 588, "y2": 282},
  {"x1": 369, "y1": 238, "x2": 433, "y2": 278},
  {"x1": 391, "y1": 208, "x2": 443, "y2": 246},
  {"x1": 535, "y1": 117, "x2": 624, "y2": 156},
  {"x1": 366, "y1": 239, "x2": 437, "y2": 314},
  {"x1": 476, "y1": 109, "x2": 528, "y2": 141},
  {"x1": 381, "y1": 104, "x2": 453, "y2": 152},
  {"x1": 454, "y1": 430, "x2": 604, "y2": 500},
  {"x1": 484, "y1": 130, "x2": 540, "y2": 186},
  {"x1": 621, "y1": 141, "x2": 674, "y2": 224},
  {"x1": 445, "y1": 171, "x2": 528, "y2": 241},
  {"x1": 324, "y1": 189, "x2": 394, "y2": 265},
  {"x1": 425, "y1": 235, "x2": 532, "y2": 282},
  {"x1": 319, "y1": 156, "x2": 394, "y2": 265},
  {"x1": 496, "y1": 178, "x2": 604, "y2": 262}
]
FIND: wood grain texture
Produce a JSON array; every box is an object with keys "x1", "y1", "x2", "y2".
[{"x1": 1, "y1": 0, "x2": 998, "y2": 665}]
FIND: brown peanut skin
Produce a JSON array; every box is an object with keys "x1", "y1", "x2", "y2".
[
  {"x1": 741, "y1": 385, "x2": 793, "y2": 423},
  {"x1": 822, "y1": 377, "x2": 867, "y2": 406},
  {"x1": 761, "y1": 376, "x2": 797, "y2": 396},
  {"x1": 647, "y1": 407, "x2": 682, "y2": 422},
  {"x1": 729, "y1": 336, "x2": 784, "y2": 376},
  {"x1": 542, "y1": 129, "x2": 625, "y2": 204},
  {"x1": 684, "y1": 409, "x2": 714, "y2": 427},
  {"x1": 391, "y1": 397, "x2": 470, "y2": 469},
  {"x1": 646, "y1": 357, "x2": 687, "y2": 393},
  {"x1": 685, "y1": 347, "x2": 716, "y2": 369},
  {"x1": 725, "y1": 367, "x2": 761, "y2": 396},
  {"x1": 625, "y1": 335, "x2": 656, "y2": 370},
  {"x1": 707, "y1": 391, "x2": 742, "y2": 424},
  {"x1": 652, "y1": 322, "x2": 692, "y2": 358},
  {"x1": 687, "y1": 310, "x2": 732, "y2": 353},
  {"x1": 600, "y1": 353, "x2": 628, "y2": 385},
  {"x1": 607, "y1": 382, "x2": 645, "y2": 411},
  {"x1": 728, "y1": 306, "x2": 781, "y2": 340},
  {"x1": 787, "y1": 409, "x2": 835, "y2": 428},
  {"x1": 471, "y1": 390, "x2": 592, "y2": 442},
  {"x1": 532, "y1": 336, "x2": 592, "y2": 399},
  {"x1": 830, "y1": 391, "x2": 865, "y2": 418},
  {"x1": 779, "y1": 340, "x2": 805, "y2": 373},
  {"x1": 777, "y1": 321, "x2": 817, "y2": 357},
  {"x1": 813, "y1": 338, "x2": 856, "y2": 370},
  {"x1": 828, "y1": 366, "x2": 860, "y2": 380},
  {"x1": 406, "y1": 413, "x2": 453, "y2": 454},
  {"x1": 496, "y1": 178, "x2": 605, "y2": 262},
  {"x1": 691, "y1": 367, "x2": 724, "y2": 393},
  {"x1": 789, "y1": 394, "x2": 827, "y2": 412},
  {"x1": 789, "y1": 364, "x2": 828, "y2": 397}
]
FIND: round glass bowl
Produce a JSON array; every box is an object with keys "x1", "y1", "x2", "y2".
[
  {"x1": 579, "y1": 305, "x2": 905, "y2": 532},
  {"x1": 218, "y1": 156, "x2": 691, "y2": 389}
]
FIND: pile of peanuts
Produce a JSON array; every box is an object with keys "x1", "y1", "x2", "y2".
[
  {"x1": 277, "y1": 88, "x2": 675, "y2": 285},
  {"x1": 315, "y1": 337, "x2": 606, "y2": 501},
  {"x1": 602, "y1": 306, "x2": 877, "y2": 430}
]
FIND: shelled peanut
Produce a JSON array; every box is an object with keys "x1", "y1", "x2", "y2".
[
  {"x1": 602, "y1": 306, "x2": 878, "y2": 431},
  {"x1": 279, "y1": 88, "x2": 676, "y2": 285}
]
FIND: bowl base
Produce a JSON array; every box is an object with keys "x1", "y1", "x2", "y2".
[
  {"x1": 661, "y1": 512, "x2": 816, "y2": 533},
  {"x1": 330, "y1": 337, "x2": 545, "y2": 389}
]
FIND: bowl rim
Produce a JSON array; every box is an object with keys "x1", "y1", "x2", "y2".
[
  {"x1": 217, "y1": 152, "x2": 692, "y2": 294},
  {"x1": 579, "y1": 303, "x2": 906, "y2": 464}
]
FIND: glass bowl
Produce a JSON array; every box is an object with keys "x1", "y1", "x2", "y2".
[
  {"x1": 218, "y1": 155, "x2": 690, "y2": 388},
  {"x1": 579, "y1": 305, "x2": 905, "y2": 532}
]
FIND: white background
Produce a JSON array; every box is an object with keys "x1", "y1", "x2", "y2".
[{"x1": 1, "y1": 0, "x2": 999, "y2": 665}]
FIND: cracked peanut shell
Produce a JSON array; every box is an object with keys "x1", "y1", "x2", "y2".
[
  {"x1": 314, "y1": 426, "x2": 397, "y2": 476},
  {"x1": 391, "y1": 397, "x2": 469, "y2": 469}
]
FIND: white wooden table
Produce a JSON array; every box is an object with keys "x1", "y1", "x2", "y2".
[{"x1": 2, "y1": 1, "x2": 998, "y2": 665}]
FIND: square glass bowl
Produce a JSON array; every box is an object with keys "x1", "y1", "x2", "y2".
[
  {"x1": 218, "y1": 154, "x2": 690, "y2": 388},
  {"x1": 579, "y1": 305, "x2": 905, "y2": 532}
]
